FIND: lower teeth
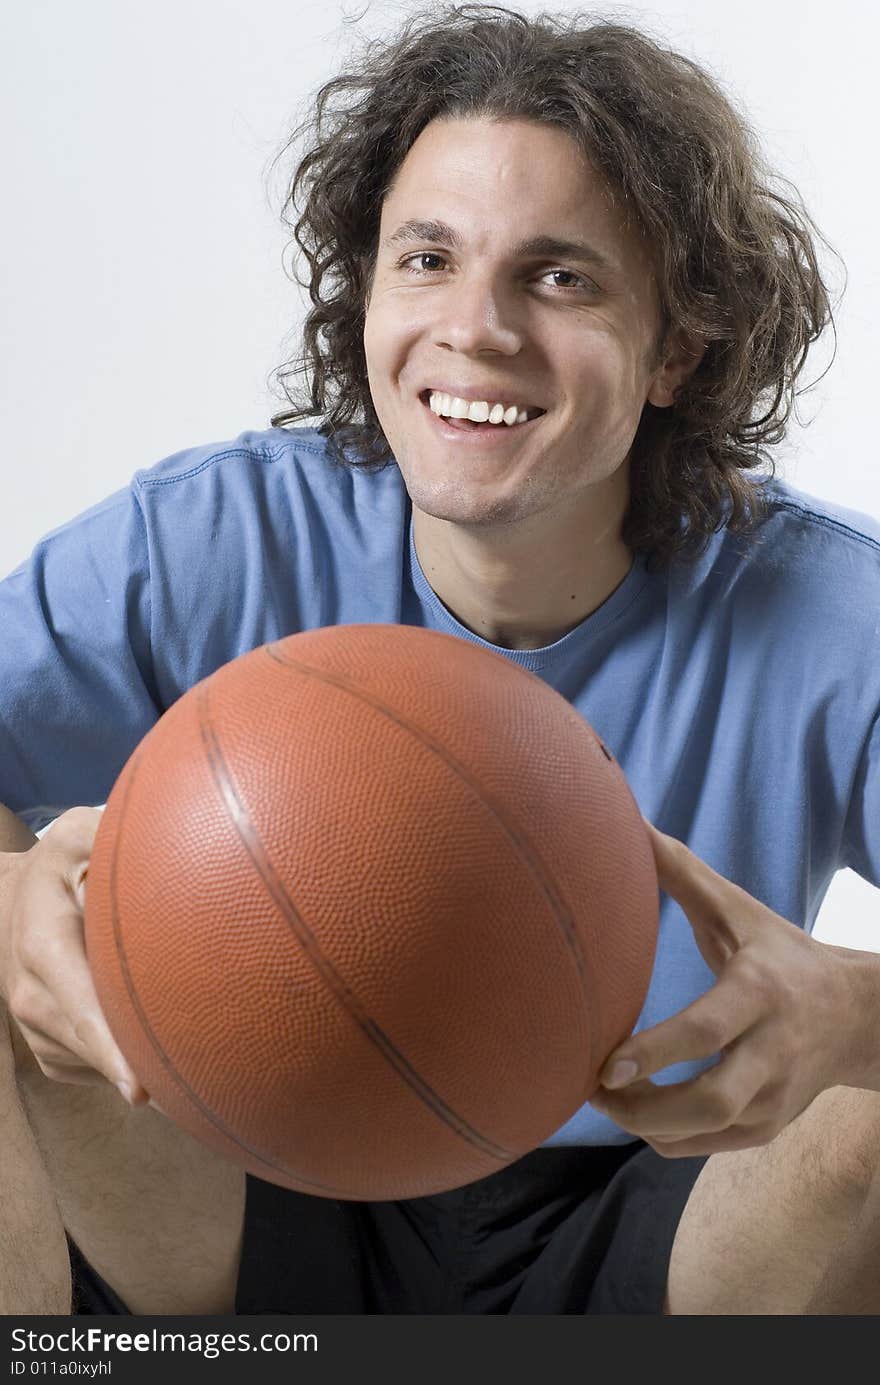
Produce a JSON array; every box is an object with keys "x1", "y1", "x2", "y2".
[{"x1": 446, "y1": 416, "x2": 501, "y2": 429}]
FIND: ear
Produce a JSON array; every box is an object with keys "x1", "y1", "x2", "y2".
[{"x1": 646, "y1": 329, "x2": 706, "y2": 409}]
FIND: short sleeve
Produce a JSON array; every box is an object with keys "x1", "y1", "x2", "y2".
[
  {"x1": 841, "y1": 709, "x2": 880, "y2": 887},
  {"x1": 0, "y1": 483, "x2": 160, "y2": 831}
]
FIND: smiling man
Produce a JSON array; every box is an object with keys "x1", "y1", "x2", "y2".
[{"x1": 2, "y1": 3, "x2": 880, "y2": 1319}]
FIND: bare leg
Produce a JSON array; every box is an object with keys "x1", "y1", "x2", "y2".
[
  {"x1": 0, "y1": 806, "x2": 245, "y2": 1316},
  {"x1": 804, "y1": 1169, "x2": 880, "y2": 1313},
  {"x1": 665, "y1": 1086, "x2": 880, "y2": 1314},
  {"x1": 13, "y1": 1029, "x2": 246, "y2": 1316},
  {"x1": 0, "y1": 1005, "x2": 72, "y2": 1313}
]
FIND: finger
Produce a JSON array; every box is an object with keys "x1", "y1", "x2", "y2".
[
  {"x1": 6, "y1": 809, "x2": 145, "y2": 1101},
  {"x1": 39, "y1": 809, "x2": 103, "y2": 909},
  {"x1": 63, "y1": 987, "x2": 147, "y2": 1102},
  {"x1": 18, "y1": 1024, "x2": 111, "y2": 1077},
  {"x1": 598, "y1": 968, "x2": 764, "y2": 1088},
  {"x1": 14, "y1": 1020, "x2": 99, "y2": 1069},
  {"x1": 592, "y1": 1041, "x2": 768, "y2": 1141},
  {"x1": 18, "y1": 930, "x2": 145, "y2": 1101},
  {"x1": 46, "y1": 805, "x2": 105, "y2": 859},
  {"x1": 37, "y1": 1062, "x2": 118, "y2": 1088},
  {"x1": 642, "y1": 820, "x2": 754, "y2": 929},
  {"x1": 647, "y1": 1122, "x2": 780, "y2": 1158},
  {"x1": 13, "y1": 1012, "x2": 139, "y2": 1094},
  {"x1": 640, "y1": 824, "x2": 751, "y2": 974}
]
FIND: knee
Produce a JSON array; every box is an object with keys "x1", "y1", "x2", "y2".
[{"x1": 791, "y1": 1086, "x2": 880, "y2": 1209}]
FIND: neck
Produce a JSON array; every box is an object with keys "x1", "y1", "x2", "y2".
[{"x1": 412, "y1": 478, "x2": 633, "y2": 652}]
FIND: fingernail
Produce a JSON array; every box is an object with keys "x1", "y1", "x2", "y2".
[
  {"x1": 602, "y1": 1059, "x2": 639, "y2": 1089},
  {"x1": 116, "y1": 1082, "x2": 133, "y2": 1104}
]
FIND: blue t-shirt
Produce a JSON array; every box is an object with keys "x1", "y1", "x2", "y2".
[{"x1": 2, "y1": 426, "x2": 879, "y2": 1146}]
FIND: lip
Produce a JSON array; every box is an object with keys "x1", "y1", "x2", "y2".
[{"x1": 418, "y1": 392, "x2": 543, "y2": 445}]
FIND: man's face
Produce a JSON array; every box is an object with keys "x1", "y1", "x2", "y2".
[{"x1": 363, "y1": 116, "x2": 681, "y2": 532}]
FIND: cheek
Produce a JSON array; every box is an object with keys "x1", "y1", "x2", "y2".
[
  {"x1": 363, "y1": 325, "x2": 394, "y2": 416},
  {"x1": 362, "y1": 310, "x2": 382, "y2": 378},
  {"x1": 564, "y1": 337, "x2": 650, "y2": 419},
  {"x1": 364, "y1": 306, "x2": 409, "y2": 396},
  {"x1": 363, "y1": 313, "x2": 414, "y2": 442},
  {"x1": 366, "y1": 291, "x2": 427, "y2": 353}
]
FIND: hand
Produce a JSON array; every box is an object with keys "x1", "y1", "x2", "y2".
[
  {"x1": 0, "y1": 807, "x2": 148, "y2": 1105},
  {"x1": 591, "y1": 820, "x2": 880, "y2": 1157}
]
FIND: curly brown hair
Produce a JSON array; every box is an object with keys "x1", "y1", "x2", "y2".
[{"x1": 268, "y1": 3, "x2": 839, "y2": 566}]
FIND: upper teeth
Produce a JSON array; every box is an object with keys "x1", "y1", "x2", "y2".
[{"x1": 428, "y1": 392, "x2": 530, "y2": 426}]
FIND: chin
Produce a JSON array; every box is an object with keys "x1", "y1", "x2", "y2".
[{"x1": 404, "y1": 477, "x2": 530, "y2": 529}]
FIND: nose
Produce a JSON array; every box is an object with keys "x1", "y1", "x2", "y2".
[{"x1": 433, "y1": 272, "x2": 523, "y2": 357}]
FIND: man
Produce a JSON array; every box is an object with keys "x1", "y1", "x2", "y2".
[{"x1": 1, "y1": 4, "x2": 879, "y2": 1315}]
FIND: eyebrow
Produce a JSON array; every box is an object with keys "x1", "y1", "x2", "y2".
[{"x1": 382, "y1": 219, "x2": 619, "y2": 275}]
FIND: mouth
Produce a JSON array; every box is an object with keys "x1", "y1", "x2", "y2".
[{"x1": 418, "y1": 390, "x2": 546, "y2": 439}]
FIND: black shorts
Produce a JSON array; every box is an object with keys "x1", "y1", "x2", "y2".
[{"x1": 67, "y1": 1141, "x2": 706, "y2": 1316}]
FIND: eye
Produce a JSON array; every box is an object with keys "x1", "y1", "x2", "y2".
[
  {"x1": 399, "y1": 252, "x2": 447, "y2": 274},
  {"x1": 541, "y1": 268, "x2": 594, "y2": 293}
]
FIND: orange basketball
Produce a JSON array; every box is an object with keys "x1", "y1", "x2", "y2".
[{"x1": 83, "y1": 624, "x2": 658, "y2": 1201}]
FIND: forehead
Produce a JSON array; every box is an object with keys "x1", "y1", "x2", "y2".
[{"x1": 380, "y1": 116, "x2": 648, "y2": 271}]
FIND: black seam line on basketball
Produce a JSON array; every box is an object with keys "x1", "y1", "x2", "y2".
[
  {"x1": 107, "y1": 738, "x2": 366, "y2": 1199},
  {"x1": 265, "y1": 643, "x2": 590, "y2": 1003},
  {"x1": 264, "y1": 640, "x2": 601, "y2": 1115},
  {"x1": 198, "y1": 680, "x2": 516, "y2": 1166}
]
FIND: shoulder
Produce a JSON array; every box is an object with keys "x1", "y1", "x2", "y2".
[
  {"x1": 736, "y1": 475, "x2": 880, "y2": 616},
  {"x1": 133, "y1": 425, "x2": 399, "y2": 501},
  {"x1": 677, "y1": 474, "x2": 880, "y2": 608},
  {"x1": 130, "y1": 424, "x2": 408, "y2": 552},
  {"x1": 660, "y1": 476, "x2": 880, "y2": 709},
  {"x1": 134, "y1": 425, "x2": 409, "y2": 673},
  {"x1": 658, "y1": 475, "x2": 880, "y2": 682},
  {"x1": 753, "y1": 475, "x2": 880, "y2": 555},
  {"x1": 9, "y1": 426, "x2": 404, "y2": 580}
]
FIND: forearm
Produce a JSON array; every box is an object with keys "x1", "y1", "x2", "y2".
[{"x1": 0, "y1": 1009, "x2": 72, "y2": 1313}]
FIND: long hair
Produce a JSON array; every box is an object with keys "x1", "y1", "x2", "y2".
[{"x1": 268, "y1": 4, "x2": 839, "y2": 565}]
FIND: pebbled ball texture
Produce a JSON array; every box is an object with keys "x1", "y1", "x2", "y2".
[{"x1": 84, "y1": 624, "x2": 658, "y2": 1200}]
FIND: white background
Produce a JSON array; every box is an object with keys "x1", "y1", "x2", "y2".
[{"x1": 2, "y1": 0, "x2": 878, "y2": 947}]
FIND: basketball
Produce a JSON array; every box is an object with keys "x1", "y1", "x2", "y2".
[{"x1": 83, "y1": 624, "x2": 658, "y2": 1201}]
